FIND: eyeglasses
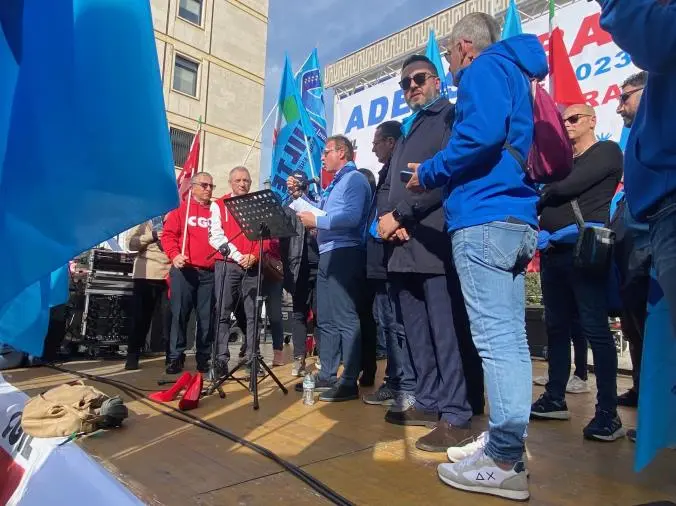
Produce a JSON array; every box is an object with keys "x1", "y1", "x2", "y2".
[
  {"x1": 563, "y1": 114, "x2": 591, "y2": 125},
  {"x1": 619, "y1": 87, "x2": 644, "y2": 104},
  {"x1": 322, "y1": 148, "x2": 339, "y2": 156},
  {"x1": 399, "y1": 73, "x2": 435, "y2": 91},
  {"x1": 194, "y1": 182, "x2": 215, "y2": 190}
]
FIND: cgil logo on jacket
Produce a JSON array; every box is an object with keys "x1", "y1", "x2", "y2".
[{"x1": 187, "y1": 216, "x2": 210, "y2": 228}]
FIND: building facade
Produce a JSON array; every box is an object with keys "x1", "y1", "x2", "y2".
[{"x1": 151, "y1": 0, "x2": 268, "y2": 192}]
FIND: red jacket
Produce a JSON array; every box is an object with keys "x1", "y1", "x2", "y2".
[
  {"x1": 162, "y1": 198, "x2": 216, "y2": 270},
  {"x1": 215, "y1": 193, "x2": 280, "y2": 263}
]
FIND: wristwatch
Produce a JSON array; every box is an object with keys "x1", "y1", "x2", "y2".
[{"x1": 392, "y1": 208, "x2": 403, "y2": 223}]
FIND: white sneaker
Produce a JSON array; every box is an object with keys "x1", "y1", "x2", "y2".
[
  {"x1": 566, "y1": 375, "x2": 590, "y2": 394},
  {"x1": 447, "y1": 432, "x2": 530, "y2": 476},
  {"x1": 291, "y1": 358, "x2": 306, "y2": 377},
  {"x1": 447, "y1": 431, "x2": 489, "y2": 462},
  {"x1": 533, "y1": 375, "x2": 548, "y2": 386},
  {"x1": 438, "y1": 449, "x2": 529, "y2": 501}
]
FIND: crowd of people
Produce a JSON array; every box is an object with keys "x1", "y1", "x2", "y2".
[{"x1": 119, "y1": 1, "x2": 674, "y2": 501}]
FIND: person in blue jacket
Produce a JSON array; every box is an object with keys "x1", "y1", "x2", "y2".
[
  {"x1": 406, "y1": 12, "x2": 545, "y2": 502},
  {"x1": 596, "y1": 0, "x2": 676, "y2": 337}
]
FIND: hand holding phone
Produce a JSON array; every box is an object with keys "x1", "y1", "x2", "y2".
[{"x1": 400, "y1": 170, "x2": 414, "y2": 183}]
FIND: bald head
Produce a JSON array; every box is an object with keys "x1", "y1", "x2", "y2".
[
  {"x1": 563, "y1": 104, "x2": 595, "y2": 119},
  {"x1": 563, "y1": 103, "x2": 597, "y2": 147}
]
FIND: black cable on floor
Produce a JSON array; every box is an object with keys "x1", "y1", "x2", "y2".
[{"x1": 44, "y1": 364, "x2": 355, "y2": 506}]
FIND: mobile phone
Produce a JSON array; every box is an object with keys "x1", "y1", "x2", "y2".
[{"x1": 400, "y1": 170, "x2": 414, "y2": 183}]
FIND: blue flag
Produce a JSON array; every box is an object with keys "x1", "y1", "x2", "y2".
[
  {"x1": 0, "y1": 0, "x2": 178, "y2": 354},
  {"x1": 618, "y1": 126, "x2": 631, "y2": 151},
  {"x1": 635, "y1": 271, "x2": 676, "y2": 471},
  {"x1": 296, "y1": 48, "x2": 327, "y2": 186},
  {"x1": 270, "y1": 55, "x2": 316, "y2": 200},
  {"x1": 425, "y1": 30, "x2": 448, "y2": 98},
  {"x1": 502, "y1": 0, "x2": 523, "y2": 39}
]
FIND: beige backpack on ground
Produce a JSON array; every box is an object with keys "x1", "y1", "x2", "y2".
[{"x1": 22, "y1": 381, "x2": 115, "y2": 438}]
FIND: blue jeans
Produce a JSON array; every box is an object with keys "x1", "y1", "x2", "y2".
[
  {"x1": 647, "y1": 192, "x2": 676, "y2": 338},
  {"x1": 317, "y1": 247, "x2": 364, "y2": 387},
  {"x1": 540, "y1": 249, "x2": 617, "y2": 413},
  {"x1": 451, "y1": 221, "x2": 537, "y2": 464}
]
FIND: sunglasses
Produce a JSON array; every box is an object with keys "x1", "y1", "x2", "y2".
[
  {"x1": 563, "y1": 114, "x2": 591, "y2": 125},
  {"x1": 194, "y1": 182, "x2": 215, "y2": 190},
  {"x1": 399, "y1": 73, "x2": 435, "y2": 91},
  {"x1": 619, "y1": 87, "x2": 644, "y2": 104}
]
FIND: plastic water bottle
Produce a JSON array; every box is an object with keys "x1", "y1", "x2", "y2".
[{"x1": 302, "y1": 374, "x2": 315, "y2": 406}]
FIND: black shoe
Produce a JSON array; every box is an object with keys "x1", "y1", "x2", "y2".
[
  {"x1": 294, "y1": 377, "x2": 334, "y2": 393},
  {"x1": 385, "y1": 406, "x2": 439, "y2": 428},
  {"x1": 530, "y1": 393, "x2": 571, "y2": 420},
  {"x1": 319, "y1": 384, "x2": 359, "y2": 402},
  {"x1": 583, "y1": 410, "x2": 625, "y2": 441},
  {"x1": 124, "y1": 353, "x2": 140, "y2": 370},
  {"x1": 165, "y1": 359, "x2": 183, "y2": 375},
  {"x1": 617, "y1": 388, "x2": 639, "y2": 408},
  {"x1": 627, "y1": 428, "x2": 637, "y2": 443},
  {"x1": 196, "y1": 360, "x2": 210, "y2": 374}
]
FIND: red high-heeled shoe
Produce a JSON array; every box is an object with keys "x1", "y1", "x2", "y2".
[
  {"x1": 148, "y1": 372, "x2": 192, "y2": 402},
  {"x1": 178, "y1": 373, "x2": 203, "y2": 411}
]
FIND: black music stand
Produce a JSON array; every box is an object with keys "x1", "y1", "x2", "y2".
[{"x1": 205, "y1": 190, "x2": 297, "y2": 410}]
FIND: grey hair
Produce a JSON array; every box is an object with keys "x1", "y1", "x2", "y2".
[
  {"x1": 450, "y1": 13, "x2": 500, "y2": 52},
  {"x1": 622, "y1": 71, "x2": 648, "y2": 89},
  {"x1": 327, "y1": 135, "x2": 355, "y2": 161},
  {"x1": 190, "y1": 172, "x2": 213, "y2": 183},
  {"x1": 229, "y1": 166, "x2": 251, "y2": 179}
]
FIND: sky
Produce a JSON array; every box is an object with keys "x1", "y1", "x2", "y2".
[{"x1": 259, "y1": 0, "x2": 456, "y2": 182}]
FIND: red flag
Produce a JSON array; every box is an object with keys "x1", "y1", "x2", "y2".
[
  {"x1": 548, "y1": 26, "x2": 586, "y2": 107},
  {"x1": 176, "y1": 129, "x2": 201, "y2": 200}
]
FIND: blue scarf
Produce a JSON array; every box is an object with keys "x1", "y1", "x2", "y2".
[
  {"x1": 401, "y1": 97, "x2": 441, "y2": 138},
  {"x1": 320, "y1": 161, "x2": 356, "y2": 209}
]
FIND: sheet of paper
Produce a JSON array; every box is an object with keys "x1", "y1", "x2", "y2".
[{"x1": 289, "y1": 197, "x2": 326, "y2": 217}]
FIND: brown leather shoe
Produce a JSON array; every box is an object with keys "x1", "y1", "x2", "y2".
[
  {"x1": 384, "y1": 406, "x2": 438, "y2": 428},
  {"x1": 415, "y1": 421, "x2": 475, "y2": 452}
]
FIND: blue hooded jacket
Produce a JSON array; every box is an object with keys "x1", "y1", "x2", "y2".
[
  {"x1": 598, "y1": 0, "x2": 676, "y2": 220},
  {"x1": 417, "y1": 34, "x2": 548, "y2": 233}
]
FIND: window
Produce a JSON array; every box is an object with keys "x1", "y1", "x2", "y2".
[
  {"x1": 170, "y1": 127, "x2": 195, "y2": 167},
  {"x1": 173, "y1": 55, "x2": 199, "y2": 97},
  {"x1": 178, "y1": 0, "x2": 203, "y2": 25}
]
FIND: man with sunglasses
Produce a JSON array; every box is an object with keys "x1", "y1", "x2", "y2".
[
  {"x1": 161, "y1": 172, "x2": 218, "y2": 375},
  {"x1": 596, "y1": 0, "x2": 676, "y2": 341},
  {"x1": 531, "y1": 104, "x2": 624, "y2": 441},
  {"x1": 376, "y1": 54, "x2": 483, "y2": 455}
]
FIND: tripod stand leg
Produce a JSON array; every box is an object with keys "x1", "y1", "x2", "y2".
[
  {"x1": 257, "y1": 355, "x2": 289, "y2": 394},
  {"x1": 251, "y1": 356, "x2": 259, "y2": 410}
]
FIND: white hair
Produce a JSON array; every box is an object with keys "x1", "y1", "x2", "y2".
[{"x1": 450, "y1": 12, "x2": 500, "y2": 51}]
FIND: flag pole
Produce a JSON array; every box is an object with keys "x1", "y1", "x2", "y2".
[
  {"x1": 181, "y1": 118, "x2": 202, "y2": 256},
  {"x1": 303, "y1": 133, "x2": 318, "y2": 180},
  {"x1": 242, "y1": 104, "x2": 278, "y2": 166}
]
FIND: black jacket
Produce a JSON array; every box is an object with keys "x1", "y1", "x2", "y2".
[
  {"x1": 366, "y1": 161, "x2": 394, "y2": 280},
  {"x1": 280, "y1": 205, "x2": 318, "y2": 293},
  {"x1": 386, "y1": 100, "x2": 455, "y2": 275}
]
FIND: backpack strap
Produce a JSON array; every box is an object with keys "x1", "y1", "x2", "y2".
[
  {"x1": 570, "y1": 199, "x2": 586, "y2": 230},
  {"x1": 505, "y1": 142, "x2": 527, "y2": 172}
]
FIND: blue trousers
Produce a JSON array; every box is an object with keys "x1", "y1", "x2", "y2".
[
  {"x1": 391, "y1": 273, "x2": 472, "y2": 426},
  {"x1": 316, "y1": 247, "x2": 364, "y2": 387}
]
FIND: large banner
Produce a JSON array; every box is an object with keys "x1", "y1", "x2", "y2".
[{"x1": 332, "y1": 0, "x2": 639, "y2": 174}]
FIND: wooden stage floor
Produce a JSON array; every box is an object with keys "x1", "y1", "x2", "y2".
[{"x1": 4, "y1": 345, "x2": 676, "y2": 506}]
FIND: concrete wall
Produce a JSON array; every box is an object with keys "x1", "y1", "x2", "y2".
[{"x1": 150, "y1": 0, "x2": 268, "y2": 192}]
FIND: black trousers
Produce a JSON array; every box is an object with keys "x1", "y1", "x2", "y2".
[
  {"x1": 360, "y1": 279, "x2": 379, "y2": 380},
  {"x1": 169, "y1": 266, "x2": 214, "y2": 362},
  {"x1": 128, "y1": 278, "x2": 169, "y2": 356},
  {"x1": 214, "y1": 261, "x2": 257, "y2": 364},
  {"x1": 291, "y1": 261, "x2": 318, "y2": 359},
  {"x1": 621, "y1": 305, "x2": 647, "y2": 392}
]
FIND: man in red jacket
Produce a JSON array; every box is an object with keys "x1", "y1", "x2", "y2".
[
  {"x1": 161, "y1": 172, "x2": 217, "y2": 374},
  {"x1": 209, "y1": 166, "x2": 283, "y2": 377}
]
